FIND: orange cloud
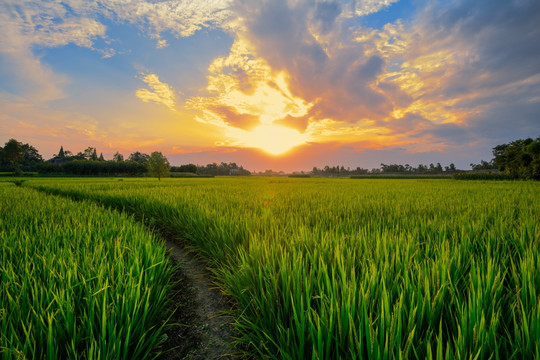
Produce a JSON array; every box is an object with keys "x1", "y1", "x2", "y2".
[{"x1": 207, "y1": 105, "x2": 260, "y2": 130}]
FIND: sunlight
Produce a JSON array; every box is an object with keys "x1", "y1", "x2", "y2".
[{"x1": 228, "y1": 123, "x2": 308, "y2": 155}]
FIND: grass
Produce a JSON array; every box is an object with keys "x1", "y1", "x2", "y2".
[
  {"x1": 16, "y1": 177, "x2": 540, "y2": 359},
  {"x1": 0, "y1": 182, "x2": 174, "y2": 359}
]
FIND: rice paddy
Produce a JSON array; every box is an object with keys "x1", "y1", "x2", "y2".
[
  {"x1": 0, "y1": 181, "x2": 174, "y2": 359},
  {"x1": 2, "y1": 177, "x2": 539, "y2": 359}
]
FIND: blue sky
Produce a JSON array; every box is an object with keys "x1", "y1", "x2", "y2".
[{"x1": 1, "y1": 0, "x2": 539, "y2": 171}]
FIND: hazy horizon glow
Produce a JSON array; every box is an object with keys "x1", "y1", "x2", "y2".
[{"x1": 1, "y1": 0, "x2": 539, "y2": 172}]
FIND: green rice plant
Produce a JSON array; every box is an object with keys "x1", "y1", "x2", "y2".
[
  {"x1": 0, "y1": 182, "x2": 174, "y2": 359},
  {"x1": 26, "y1": 177, "x2": 540, "y2": 359}
]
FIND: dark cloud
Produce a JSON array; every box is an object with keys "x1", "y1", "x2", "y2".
[
  {"x1": 233, "y1": 0, "x2": 400, "y2": 122},
  {"x1": 314, "y1": 1, "x2": 342, "y2": 34},
  {"x1": 394, "y1": 0, "x2": 540, "y2": 145}
]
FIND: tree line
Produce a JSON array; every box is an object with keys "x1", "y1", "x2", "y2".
[
  {"x1": 311, "y1": 162, "x2": 459, "y2": 176},
  {"x1": 1, "y1": 136, "x2": 538, "y2": 179},
  {"x1": 0, "y1": 139, "x2": 170, "y2": 179}
]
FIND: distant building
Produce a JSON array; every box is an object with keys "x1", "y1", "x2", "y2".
[{"x1": 49, "y1": 157, "x2": 70, "y2": 165}]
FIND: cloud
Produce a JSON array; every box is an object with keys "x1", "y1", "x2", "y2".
[
  {"x1": 98, "y1": 0, "x2": 233, "y2": 39},
  {"x1": 195, "y1": 0, "x2": 538, "y2": 155},
  {"x1": 135, "y1": 73, "x2": 178, "y2": 111},
  {"x1": 341, "y1": 0, "x2": 401, "y2": 17},
  {"x1": 206, "y1": 105, "x2": 260, "y2": 130},
  {"x1": 184, "y1": 0, "x2": 413, "y2": 153},
  {"x1": 0, "y1": 0, "x2": 232, "y2": 102},
  {"x1": 379, "y1": 0, "x2": 540, "y2": 145},
  {"x1": 0, "y1": 1, "x2": 108, "y2": 101}
]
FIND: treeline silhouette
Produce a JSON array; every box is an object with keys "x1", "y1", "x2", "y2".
[
  {"x1": 311, "y1": 162, "x2": 458, "y2": 176},
  {"x1": 1, "y1": 136, "x2": 538, "y2": 179}
]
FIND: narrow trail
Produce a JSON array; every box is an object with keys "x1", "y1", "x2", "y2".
[
  {"x1": 162, "y1": 238, "x2": 237, "y2": 360},
  {"x1": 26, "y1": 185, "x2": 238, "y2": 359}
]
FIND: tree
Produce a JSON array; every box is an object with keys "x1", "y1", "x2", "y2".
[
  {"x1": 82, "y1": 147, "x2": 98, "y2": 160},
  {"x1": 2, "y1": 139, "x2": 24, "y2": 170},
  {"x1": 147, "y1": 151, "x2": 170, "y2": 180},
  {"x1": 113, "y1": 151, "x2": 124, "y2": 162},
  {"x1": 21, "y1": 143, "x2": 43, "y2": 165},
  {"x1": 98, "y1": 153, "x2": 105, "y2": 161},
  {"x1": 492, "y1": 136, "x2": 540, "y2": 179},
  {"x1": 128, "y1": 151, "x2": 150, "y2": 165},
  {"x1": 91, "y1": 148, "x2": 98, "y2": 161}
]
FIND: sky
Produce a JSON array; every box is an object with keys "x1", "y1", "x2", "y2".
[{"x1": 1, "y1": 0, "x2": 539, "y2": 172}]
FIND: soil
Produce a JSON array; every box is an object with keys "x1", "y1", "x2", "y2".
[{"x1": 158, "y1": 239, "x2": 237, "y2": 360}]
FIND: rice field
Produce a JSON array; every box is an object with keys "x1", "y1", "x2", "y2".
[
  {"x1": 3, "y1": 177, "x2": 539, "y2": 359},
  {"x1": 0, "y1": 181, "x2": 174, "y2": 359}
]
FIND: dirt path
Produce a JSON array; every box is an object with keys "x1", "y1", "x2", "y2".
[{"x1": 161, "y1": 238, "x2": 237, "y2": 359}]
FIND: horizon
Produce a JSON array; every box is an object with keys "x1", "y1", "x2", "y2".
[{"x1": 1, "y1": 0, "x2": 539, "y2": 173}]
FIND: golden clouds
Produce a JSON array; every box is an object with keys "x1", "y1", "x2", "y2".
[
  {"x1": 135, "y1": 73, "x2": 177, "y2": 111},
  {"x1": 187, "y1": 39, "x2": 314, "y2": 154}
]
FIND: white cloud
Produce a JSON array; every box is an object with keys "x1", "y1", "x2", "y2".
[
  {"x1": 98, "y1": 0, "x2": 233, "y2": 39},
  {"x1": 341, "y1": 0, "x2": 401, "y2": 17},
  {"x1": 0, "y1": 0, "x2": 233, "y2": 102}
]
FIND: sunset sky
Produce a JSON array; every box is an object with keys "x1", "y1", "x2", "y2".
[{"x1": 1, "y1": 0, "x2": 539, "y2": 172}]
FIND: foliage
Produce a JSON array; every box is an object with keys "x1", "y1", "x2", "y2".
[
  {"x1": 197, "y1": 162, "x2": 250, "y2": 176},
  {"x1": 452, "y1": 172, "x2": 514, "y2": 180},
  {"x1": 79, "y1": 146, "x2": 98, "y2": 161},
  {"x1": 61, "y1": 160, "x2": 147, "y2": 176},
  {"x1": 312, "y1": 163, "x2": 458, "y2": 176},
  {"x1": 27, "y1": 177, "x2": 540, "y2": 359},
  {"x1": 312, "y1": 165, "x2": 368, "y2": 176},
  {"x1": 492, "y1": 136, "x2": 540, "y2": 180},
  {"x1": 113, "y1": 151, "x2": 124, "y2": 162},
  {"x1": 470, "y1": 160, "x2": 497, "y2": 171},
  {"x1": 0, "y1": 182, "x2": 173, "y2": 359},
  {"x1": 170, "y1": 164, "x2": 198, "y2": 173},
  {"x1": 127, "y1": 151, "x2": 150, "y2": 165},
  {"x1": 147, "y1": 152, "x2": 170, "y2": 180},
  {"x1": 0, "y1": 139, "x2": 44, "y2": 171}
]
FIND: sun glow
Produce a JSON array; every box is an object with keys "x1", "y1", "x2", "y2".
[{"x1": 228, "y1": 123, "x2": 308, "y2": 155}]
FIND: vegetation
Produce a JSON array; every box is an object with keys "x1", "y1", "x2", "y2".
[
  {"x1": 452, "y1": 172, "x2": 514, "y2": 180},
  {"x1": 493, "y1": 136, "x2": 540, "y2": 180},
  {"x1": 0, "y1": 139, "x2": 43, "y2": 172},
  {"x1": 26, "y1": 177, "x2": 540, "y2": 359},
  {"x1": 197, "y1": 162, "x2": 251, "y2": 176},
  {"x1": 288, "y1": 173, "x2": 311, "y2": 178},
  {"x1": 312, "y1": 163, "x2": 459, "y2": 177},
  {"x1": 147, "y1": 151, "x2": 170, "y2": 180},
  {"x1": 470, "y1": 160, "x2": 497, "y2": 171},
  {"x1": 3, "y1": 136, "x2": 540, "y2": 179},
  {"x1": 0, "y1": 181, "x2": 174, "y2": 359},
  {"x1": 171, "y1": 163, "x2": 198, "y2": 174}
]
